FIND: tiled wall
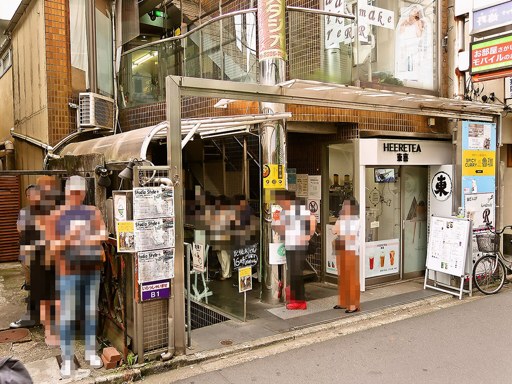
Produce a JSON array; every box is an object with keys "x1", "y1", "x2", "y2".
[{"x1": 45, "y1": 0, "x2": 73, "y2": 146}]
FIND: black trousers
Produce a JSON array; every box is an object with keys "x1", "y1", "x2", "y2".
[{"x1": 286, "y1": 249, "x2": 306, "y2": 302}]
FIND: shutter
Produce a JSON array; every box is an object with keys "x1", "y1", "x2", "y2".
[{"x1": 0, "y1": 176, "x2": 20, "y2": 262}]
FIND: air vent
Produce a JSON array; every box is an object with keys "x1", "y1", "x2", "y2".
[{"x1": 79, "y1": 92, "x2": 115, "y2": 130}]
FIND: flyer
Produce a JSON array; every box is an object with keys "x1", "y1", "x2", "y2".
[
  {"x1": 133, "y1": 186, "x2": 174, "y2": 220},
  {"x1": 116, "y1": 221, "x2": 135, "y2": 252},
  {"x1": 137, "y1": 249, "x2": 175, "y2": 284},
  {"x1": 192, "y1": 243, "x2": 205, "y2": 272},
  {"x1": 238, "y1": 266, "x2": 252, "y2": 293},
  {"x1": 134, "y1": 218, "x2": 175, "y2": 252}
]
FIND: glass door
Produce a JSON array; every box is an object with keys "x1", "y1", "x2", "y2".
[
  {"x1": 401, "y1": 166, "x2": 428, "y2": 278},
  {"x1": 364, "y1": 166, "x2": 401, "y2": 285}
]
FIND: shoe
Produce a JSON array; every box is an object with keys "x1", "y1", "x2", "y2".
[
  {"x1": 286, "y1": 301, "x2": 307, "y2": 310},
  {"x1": 87, "y1": 354, "x2": 103, "y2": 369},
  {"x1": 60, "y1": 359, "x2": 73, "y2": 379},
  {"x1": 333, "y1": 305, "x2": 345, "y2": 310},
  {"x1": 9, "y1": 319, "x2": 36, "y2": 328},
  {"x1": 345, "y1": 308, "x2": 360, "y2": 314}
]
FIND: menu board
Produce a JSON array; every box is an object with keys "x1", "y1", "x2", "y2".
[
  {"x1": 133, "y1": 187, "x2": 174, "y2": 220},
  {"x1": 426, "y1": 216, "x2": 471, "y2": 277}
]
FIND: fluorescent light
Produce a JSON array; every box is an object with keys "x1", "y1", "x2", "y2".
[{"x1": 132, "y1": 51, "x2": 157, "y2": 67}]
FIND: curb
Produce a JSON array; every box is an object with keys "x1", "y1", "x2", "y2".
[{"x1": 93, "y1": 292, "x2": 468, "y2": 383}]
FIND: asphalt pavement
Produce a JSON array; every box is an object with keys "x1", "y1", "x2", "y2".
[{"x1": 142, "y1": 288, "x2": 512, "y2": 384}]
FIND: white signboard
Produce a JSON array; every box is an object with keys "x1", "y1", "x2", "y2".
[
  {"x1": 464, "y1": 192, "x2": 495, "y2": 230},
  {"x1": 426, "y1": 216, "x2": 471, "y2": 277},
  {"x1": 358, "y1": 0, "x2": 395, "y2": 29},
  {"x1": 137, "y1": 249, "x2": 175, "y2": 284},
  {"x1": 114, "y1": 194, "x2": 128, "y2": 221},
  {"x1": 308, "y1": 175, "x2": 322, "y2": 200},
  {"x1": 505, "y1": 77, "x2": 512, "y2": 100},
  {"x1": 134, "y1": 218, "x2": 175, "y2": 252},
  {"x1": 133, "y1": 187, "x2": 174, "y2": 220},
  {"x1": 192, "y1": 242, "x2": 205, "y2": 272},
  {"x1": 365, "y1": 239, "x2": 400, "y2": 278},
  {"x1": 324, "y1": 0, "x2": 350, "y2": 48},
  {"x1": 296, "y1": 174, "x2": 309, "y2": 197}
]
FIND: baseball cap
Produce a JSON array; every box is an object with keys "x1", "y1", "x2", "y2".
[{"x1": 66, "y1": 175, "x2": 87, "y2": 191}]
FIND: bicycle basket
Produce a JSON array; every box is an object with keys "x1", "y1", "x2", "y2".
[{"x1": 476, "y1": 233, "x2": 500, "y2": 253}]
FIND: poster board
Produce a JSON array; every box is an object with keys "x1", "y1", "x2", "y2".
[{"x1": 424, "y1": 216, "x2": 472, "y2": 299}]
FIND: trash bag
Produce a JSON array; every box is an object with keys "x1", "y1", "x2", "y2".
[{"x1": 0, "y1": 357, "x2": 33, "y2": 384}]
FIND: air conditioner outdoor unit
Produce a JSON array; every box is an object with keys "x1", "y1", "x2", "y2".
[{"x1": 79, "y1": 92, "x2": 115, "y2": 130}]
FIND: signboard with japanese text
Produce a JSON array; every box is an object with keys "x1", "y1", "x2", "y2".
[
  {"x1": 232, "y1": 243, "x2": 259, "y2": 270},
  {"x1": 262, "y1": 164, "x2": 286, "y2": 190},
  {"x1": 141, "y1": 280, "x2": 170, "y2": 301},
  {"x1": 296, "y1": 174, "x2": 308, "y2": 197},
  {"x1": 470, "y1": 33, "x2": 512, "y2": 76},
  {"x1": 464, "y1": 193, "x2": 495, "y2": 231},
  {"x1": 192, "y1": 243, "x2": 205, "y2": 272},
  {"x1": 471, "y1": 1, "x2": 512, "y2": 36},
  {"x1": 308, "y1": 175, "x2": 322, "y2": 200},
  {"x1": 137, "y1": 249, "x2": 175, "y2": 284},
  {"x1": 258, "y1": 0, "x2": 286, "y2": 60}
]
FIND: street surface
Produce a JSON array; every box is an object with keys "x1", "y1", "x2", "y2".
[{"x1": 143, "y1": 289, "x2": 512, "y2": 383}]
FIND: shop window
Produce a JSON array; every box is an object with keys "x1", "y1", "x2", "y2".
[
  {"x1": 349, "y1": 0, "x2": 437, "y2": 91},
  {"x1": 0, "y1": 48, "x2": 12, "y2": 78}
]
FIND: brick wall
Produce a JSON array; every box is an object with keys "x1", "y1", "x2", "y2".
[{"x1": 45, "y1": 0, "x2": 73, "y2": 146}]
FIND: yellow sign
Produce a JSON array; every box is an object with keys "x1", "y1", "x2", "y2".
[
  {"x1": 462, "y1": 150, "x2": 495, "y2": 176},
  {"x1": 238, "y1": 266, "x2": 252, "y2": 293},
  {"x1": 116, "y1": 221, "x2": 135, "y2": 252},
  {"x1": 263, "y1": 164, "x2": 286, "y2": 189}
]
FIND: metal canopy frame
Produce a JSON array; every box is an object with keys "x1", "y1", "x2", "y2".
[
  {"x1": 169, "y1": 77, "x2": 503, "y2": 122},
  {"x1": 166, "y1": 75, "x2": 502, "y2": 356}
]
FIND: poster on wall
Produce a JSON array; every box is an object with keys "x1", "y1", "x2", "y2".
[
  {"x1": 394, "y1": 1, "x2": 435, "y2": 90},
  {"x1": 269, "y1": 242, "x2": 286, "y2": 265},
  {"x1": 287, "y1": 168, "x2": 297, "y2": 192},
  {"x1": 134, "y1": 218, "x2": 175, "y2": 252},
  {"x1": 464, "y1": 193, "x2": 495, "y2": 230},
  {"x1": 308, "y1": 175, "x2": 321, "y2": 200},
  {"x1": 137, "y1": 249, "x2": 175, "y2": 284},
  {"x1": 116, "y1": 221, "x2": 135, "y2": 252},
  {"x1": 238, "y1": 266, "x2": 253, "y2": 293},
  {"x1": 296, "y1": 174, "x2": 309, "y2": 197},
  {"x1": 114, "y1": 193, "x2": 128, "y2": 222},
  {"x1": 365, "y1": 239, "x2": 400, "y2": 278},
  {"x1": 325, "y1": 224, "x2": 337, "y2": 274},
  {"x1": 133, "y1": 187, "x2": 174, "y2": 220}
]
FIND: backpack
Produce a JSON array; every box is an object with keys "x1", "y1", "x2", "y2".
[{"x1": 0, "y1": 357, "x2": 33, "y2": 384}]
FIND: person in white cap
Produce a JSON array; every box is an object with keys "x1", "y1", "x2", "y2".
[{"x1": 47, "y1": 175, "x2": 107, "y2": 378}]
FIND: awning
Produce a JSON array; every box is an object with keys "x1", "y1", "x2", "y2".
[
  {"x1": 169, "y1": 77, "x2": 504, "y2": 122},
  {"x1": 55, "y1": 113, "x2": 291, "y2": 164}
]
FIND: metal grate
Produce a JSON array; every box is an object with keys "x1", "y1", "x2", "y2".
[
  {"x1": 142, "y1": 299, "x2": 169, "y2": 353},
  {"x1": 186, "y1": 300, "x2": 229, "y2": 330}
]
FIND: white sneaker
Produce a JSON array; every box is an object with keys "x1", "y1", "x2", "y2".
[
  {"x1": 9, "y1": 319, "x2": 36, "y2": 328},
  {"x1": 87, "y1": 354, "x2": 103, "y2": 369},
  {"x1": 60, "y1": 359, "x2": 73, "y2": 379}
]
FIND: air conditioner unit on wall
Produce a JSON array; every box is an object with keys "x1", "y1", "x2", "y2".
[{"x1": 79, "y1": 92, "x2": 115, "y2": 130}]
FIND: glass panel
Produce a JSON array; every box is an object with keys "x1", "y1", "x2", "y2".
[
  {"x1": 364, "y1": 166, "x2": 401, "y2": 279},
  {"x1": 119, "y1": 12, "x2": 258, "y2": 109},
  {"x1": 351, "y1": 0, "x2": 437, "y2": 91},
  {"x1": 402, "y1": 166, "x2": 428, "y2": 275},
  {"x1": 288, "y1": 10, "x2": 354, "y2": 84},
  {"x1": 96, "y1": 9, "x2": 113, "y2": 97}
]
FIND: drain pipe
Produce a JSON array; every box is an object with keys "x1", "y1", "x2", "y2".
[{"x1": 86, "y1": 0, "x2": 98, "y2": 92}]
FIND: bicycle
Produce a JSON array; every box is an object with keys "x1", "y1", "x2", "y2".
[{"x1": 473, "y1": 225, "x2": 512, "y2": 295}]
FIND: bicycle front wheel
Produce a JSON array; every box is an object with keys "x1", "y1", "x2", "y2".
[{"x1": 473, "y1": 255, "x2": 506, "y2": 295}]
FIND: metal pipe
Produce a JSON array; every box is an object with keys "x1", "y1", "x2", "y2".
[
  {"x1": 185, "y1": 243, "x2": 191, "y2": 348},
  {"x1": 86, "y1": 0, "x2": 98, "y2": 92},
  {"x1": 286, "y1": 5, "x2": 355, "y2": 19},
  {"x1": 112, "y1": 0, "x2": 119, "y2": 134}
]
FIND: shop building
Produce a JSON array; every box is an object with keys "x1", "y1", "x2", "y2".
[{"x1": 1, "y1": 0, "x2": 507, "y2": 363}]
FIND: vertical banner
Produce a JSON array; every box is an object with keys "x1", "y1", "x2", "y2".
[{"x1": 258, "y1": 0, "x2": 287, "y2": 60}]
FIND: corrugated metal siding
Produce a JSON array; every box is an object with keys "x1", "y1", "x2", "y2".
[{"x1": 0, "y1": 176, "x2": 20, "y2": 262}]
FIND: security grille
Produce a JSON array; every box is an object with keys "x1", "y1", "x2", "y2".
[
  {"x1": 186, "y1": 300, "x2": 230, "y2": 330},
  {"x1": 142, "y1": 299, "x2": 169, "y2": 353}
]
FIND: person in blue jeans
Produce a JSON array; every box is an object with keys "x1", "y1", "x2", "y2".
[{"x1": 47, "y1": 175, "x2": 107, "y2": 378}]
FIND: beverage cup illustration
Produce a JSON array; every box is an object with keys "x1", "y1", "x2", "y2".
[
  {"x1": 390, "y1": 250, "x2": 395, "y2": 266},
  {"x1": 369, "y1": 257, "x2": 375, "y2": 270},
  {"x1": 380, "y1": 254, "x2": 385, "y2": 268}
]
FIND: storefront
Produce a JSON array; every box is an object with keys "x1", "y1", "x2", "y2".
[{"x1": 325, "y1": 138, "x2": 453, "y2": 290}]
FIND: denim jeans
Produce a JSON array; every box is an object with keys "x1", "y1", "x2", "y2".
[{"x1": 58, "y1": 271, "x2": 100, "y2": 361}]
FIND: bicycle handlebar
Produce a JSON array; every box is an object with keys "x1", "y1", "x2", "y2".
[{"x1": 486, "y1": 224, "x2": 512, "y2": 235}]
